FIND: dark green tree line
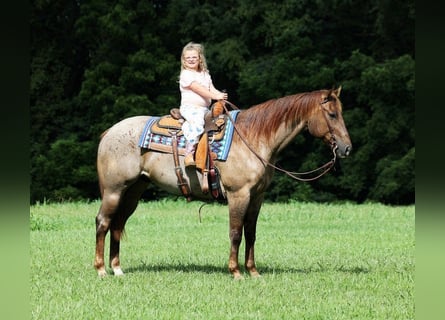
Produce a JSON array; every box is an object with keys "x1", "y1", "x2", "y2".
[{"x1": 30, "y1": 0, "x2": 414, "y2": 204}]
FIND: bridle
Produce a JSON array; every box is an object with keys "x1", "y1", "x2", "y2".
[{"x1": 222, "y1": 98, "x2": 338, "y2": 182}]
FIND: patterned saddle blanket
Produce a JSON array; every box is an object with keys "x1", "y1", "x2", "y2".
[{"x1": 138, "y1": 110, "x2": 240, "y2": 161}]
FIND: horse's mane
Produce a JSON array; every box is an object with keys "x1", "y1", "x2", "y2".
[{"x1": 235, "y1": 90, "x2": 326, "y2": 141}]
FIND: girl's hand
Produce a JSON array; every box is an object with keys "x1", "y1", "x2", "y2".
[{"x1": 219, "y1": 92, "x2": 228, "y2": 100}]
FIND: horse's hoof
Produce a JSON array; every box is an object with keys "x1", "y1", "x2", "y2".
[
  {"x1": 97, "y1": 269, "x2": 107, "y2": 277},
  {"x1": 113, "y1": 267, "x2": 124, "y2": 276},
  {"x1": 232, "y1": 272, "x2": 244, "y2": 280},
  {"x1": 250, "y1": 271, "x2": 261, "y2": 278}
]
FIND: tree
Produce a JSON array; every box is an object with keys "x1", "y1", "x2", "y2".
[{"x1": 30, "y1": 0, "x2": 414, "y2": 204}]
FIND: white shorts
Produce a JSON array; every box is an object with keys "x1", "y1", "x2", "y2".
[{"x1": 179, "y1": 105, "x2": 208, "y2": 144}]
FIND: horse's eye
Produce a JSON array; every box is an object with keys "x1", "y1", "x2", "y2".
[{"x1": 328, "y1": 112, "x2": 337, "y2": 119}]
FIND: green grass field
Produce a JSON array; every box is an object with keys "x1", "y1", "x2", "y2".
[{"x1": 30, "y1": 199, "x2": 414, "y2": 319}]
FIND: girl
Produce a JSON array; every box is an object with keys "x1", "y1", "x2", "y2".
[{"x1": 179, "y1": 42, "x2": 228, "y2": 166}]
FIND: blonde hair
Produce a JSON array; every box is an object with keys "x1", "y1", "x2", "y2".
[{"x1": 180, "y1": 42, "x2": 208, "y2": 72}]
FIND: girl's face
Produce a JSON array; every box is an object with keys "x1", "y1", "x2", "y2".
[{"x1": 183, "y1": 49, "x2": 200, "y2": 71}]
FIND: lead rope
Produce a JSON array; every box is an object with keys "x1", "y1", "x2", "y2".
[{"x1": 222, "y1": 100, "x2": 337, "y2": 182}]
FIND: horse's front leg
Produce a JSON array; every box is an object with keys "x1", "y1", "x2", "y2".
[
  {"x1": 227, "y1": 193, "x2": 250, "y2": 280},
  {"x1": 244, "y1": 222, "x2": 260, "y2": 278},
  {"x1": 228, "y1": 224, "x2": 243, "y2": 279},
  {"x1": 243, "y1": 197, "x2": 263, "y2": 278}
]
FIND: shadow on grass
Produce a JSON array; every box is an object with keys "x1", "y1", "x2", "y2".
[
  {"x1": 126, "y1": 262, "x2": 227, "y2": 275},
  {"x1": 125, "y1": 262, "x2": 370, "y2": 275}
]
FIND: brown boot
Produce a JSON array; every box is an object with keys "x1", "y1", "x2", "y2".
[{"x1": 184, "y1": 142, "x2": 196, "y2": 166}]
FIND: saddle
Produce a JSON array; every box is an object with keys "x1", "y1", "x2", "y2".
[
  {"x1": 150, "y1": 101, "x2": 228, "y2": 202},
  {"x1": 150, "y1": 104, "x2": 226, "y2": 142}
]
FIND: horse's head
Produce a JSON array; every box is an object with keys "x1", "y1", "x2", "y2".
[{"x1": 307, "y1": 87, "x2": 352, "y2": 158}]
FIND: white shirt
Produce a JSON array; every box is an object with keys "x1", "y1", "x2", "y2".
[{"x1": 179, "y1": 69, "x2": 212, "y2": 107}]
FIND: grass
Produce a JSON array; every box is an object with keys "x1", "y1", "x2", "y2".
[{"x1": 30, "y1": 199, "x2": 414, "y2": 319}]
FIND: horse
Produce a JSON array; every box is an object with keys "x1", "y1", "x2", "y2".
[{"x1": 94, "y1": 87, "x2": 352, "y2": 279}]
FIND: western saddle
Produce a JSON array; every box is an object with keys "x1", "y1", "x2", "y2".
[{"x1": 164, "y1": 101, "x2": 228, "y2": 202}]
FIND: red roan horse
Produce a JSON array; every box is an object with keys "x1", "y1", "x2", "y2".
[{"x1": 94, "y1": 87, "x2": 352, "y2": 279}]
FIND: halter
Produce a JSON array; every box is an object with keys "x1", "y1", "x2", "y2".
[{"x1": 223, "y1": 99, "x2": 338, "y2": 182}]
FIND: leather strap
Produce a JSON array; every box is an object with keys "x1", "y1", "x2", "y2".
[
  {"x1": 208, "y1": 154, "x2": 219, "y2": 199},
  {"x1": 170, "y1": 130, "x2": 192, "y2": 201},
  {"x1": 201, "y1": 169, "x2": 209, "y2": 194}
]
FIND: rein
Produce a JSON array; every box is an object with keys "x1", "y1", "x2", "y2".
[{"x1": 222, "y1": 100, "x2": 337, "y2": 182}]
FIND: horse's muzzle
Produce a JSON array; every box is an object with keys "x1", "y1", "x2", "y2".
[{"x1": 336, "y1": 142, "x2": 352, "y2": 158}]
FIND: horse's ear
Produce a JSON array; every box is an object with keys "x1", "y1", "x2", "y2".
[{"x1": 334, "y1": 85, "x2": 342, "y2": 97}]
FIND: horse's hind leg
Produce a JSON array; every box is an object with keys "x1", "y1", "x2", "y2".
[
  {"x1": 108, "y1": 177, "x2": 149, "y2": 276},
  {"x1": 95, "y1": 191, "x2": 121, "y2": 277}
]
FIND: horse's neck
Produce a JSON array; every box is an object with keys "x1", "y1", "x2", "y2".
[
  {"x1": 241, "y1": 119, "x2": 306, "y2": 162},
  {"x1": 236, "y1": 101, "x2": 309, "y2": 160},
  {"x1": 270, "y1": 121, "x2": 307, "y2": 155}
]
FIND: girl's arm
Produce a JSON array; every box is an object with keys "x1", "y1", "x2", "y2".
[{"x1": 189, "y1": 82, "x2": 227, "y2": 100}]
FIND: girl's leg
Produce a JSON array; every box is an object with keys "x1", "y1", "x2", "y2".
[{"x1": 180, "y1": 105, "x2": 207, "y2": 166}]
